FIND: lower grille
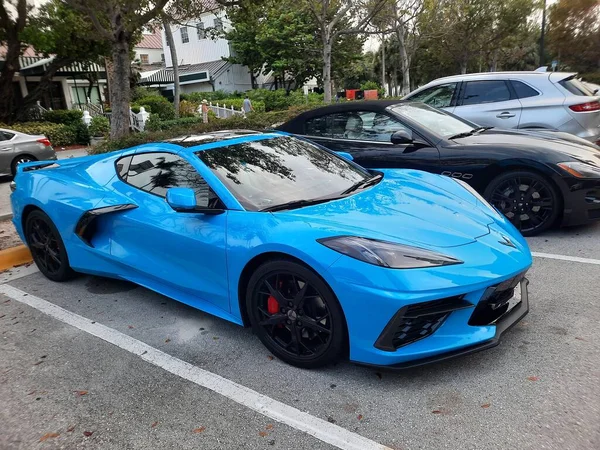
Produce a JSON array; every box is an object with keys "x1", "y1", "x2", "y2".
[
  {"x1": 469, "y1": 271, "x2": 526, "y2": 326},
  {"x1": 375, "y1": 297, "x2": 473, "y2": 351}
]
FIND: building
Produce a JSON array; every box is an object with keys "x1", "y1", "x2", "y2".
[
  {"x1": 139, "y1": 9, "x2": 255, "y2": 94},
  {"x1": 134, "y1": 28, "x2": 165, "y2": 70}
]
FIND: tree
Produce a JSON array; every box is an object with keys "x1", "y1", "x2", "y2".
[
  {"x1": 547, "y1": 0, "x2": 600, "y2": 73},
  {"x1": 0, "y1": 0, "x2": 30, "y2": 122},
  {"x1": 65, "y1": 0, "x2": 170, "y2": 139},
  {"x1": 306, "y1": 0, "x2": 388, "y2": 102}
]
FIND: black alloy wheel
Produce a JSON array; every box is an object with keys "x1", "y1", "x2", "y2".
[
  {"x1": 25, "y1": 210, "x2": 75, "y2": 281},
  {"x1": 484, "y1": 170, "x2": 560, "y2": 236},
  {"x1": 11, "y1": 155, "x2": 36, "y2": 176},
  {"x1": 246, "y1": 260, "x2": 346, "y2": 368}
]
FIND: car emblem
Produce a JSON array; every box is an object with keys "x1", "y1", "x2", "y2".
[{"x1": 499, "y1": 235, "x2": 516, "y2": 248}]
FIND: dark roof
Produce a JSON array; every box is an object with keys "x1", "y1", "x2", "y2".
[
  {"x1": 140, "y1": 60, "x2": 229, "y2": 85},
  {"x1": 165, "y1": 130, "x2": 263, "y2": 147}
]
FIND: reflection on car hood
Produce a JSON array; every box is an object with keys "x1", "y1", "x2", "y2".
[
  {"x1": 278, "y1": 169, "x2": 497, "y2": 249},
  {"x1": 454, "y1": 129, "x2": 600, "y2": 165}
]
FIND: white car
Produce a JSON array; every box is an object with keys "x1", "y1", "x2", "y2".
[{"x1": 404, "y1": 71, "x2": 600, "y2": 144}]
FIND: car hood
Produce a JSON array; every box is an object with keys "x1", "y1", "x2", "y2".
[
  {"x1": 453, "y1": 129, "x2": 600, "y2": 166},
  {"x1": 275, "y1": 170, "x2": 498, "y2": 249}
]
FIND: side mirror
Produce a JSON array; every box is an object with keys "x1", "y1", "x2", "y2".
[
  {"x1": 166, "y1": 187, "x2": 224, "y2": 215},
  {"x1": 335, "y1": 151, "x2": 354, "y2": 161},
  {"x1": 391, "y1": 129, "x2": 413, "y2": 145}
]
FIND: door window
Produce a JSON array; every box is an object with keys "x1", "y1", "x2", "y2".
[
  {"x1": 118, "y1": 152, "x2": 222, "y2": 207},
  {"x1": 0, "y1": 131, "x2": 15, "y2": 141},
  {"x1": 511, "y1": 80, "x2": 539, "y2": 99},
  {"x1": 304, "y1": 115, "x2": 330, "y2": 137},
  {"x1": 408, "y1": 83, "x2": 457, "y2": 108},
  {"x1": 329, "y1": 111, "x2": 411, "y2": 142},
  {"x1": 462, "y1": 80, "x2": 511, "y2": 105}
]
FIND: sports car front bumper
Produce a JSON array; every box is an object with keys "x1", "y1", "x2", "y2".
[{"x1": 370, "y1": 278, "x2": 529, "y2": 369}]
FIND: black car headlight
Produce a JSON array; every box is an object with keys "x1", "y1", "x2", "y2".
[
  {"x1": 557, "y1": 161, "x2": 600, "y2": 178},
  {"x1": 317, "y1": 236, "x2": 463, "y2": 269}
]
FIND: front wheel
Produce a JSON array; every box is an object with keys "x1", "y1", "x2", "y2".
[
  {"x1": 484, "y1": 170, "x2": 561, "y2": 236},
  {"x1": 246, "y1": 259, "x2": 347, "y2": 369},
  {"x1": 25, "y1": 210, "x2": 75, "y2": 281}
]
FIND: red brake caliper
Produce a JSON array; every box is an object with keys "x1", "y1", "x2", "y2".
[{"x1": 267, "y1": 295, "x2": 279, "y2": 315}]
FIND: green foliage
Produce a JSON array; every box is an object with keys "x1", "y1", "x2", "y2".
[
  {"x1": 179, "y1": 100, "x2": 199, "y2": 117},
  {"x1": 1, "y1": 122, "x2": 77, "y2": 147},
  {"x1": 88, "y1": 115, "x2": 110, "y2": 137},
  {"x1": 180, "y1": 90, "x2": 233, "y2": 102},
  {"x1": 131, "y1": 86, "x2": 161, "y2": 102},
  {"x1": 67, "y1": 120, "x2": 91, "y2": 145},
  {"x1": 42, "y1": 109, "x2": 83, "y2": 125},
  {"x1": 146, "y1": 116, "x2": 204, "y2": 132},
  {"x1": 136, "y1": 95, "x2": 175, "y2": 120},
  {"x1": 245, "y1": 89, "x2": 322, "y2": 111},
  {"x1": 91, "y1": 104, "x2": 320, "y2": 154}
]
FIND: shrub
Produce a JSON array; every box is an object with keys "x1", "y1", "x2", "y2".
[
  {"x1": 42, "y1": 109, "x2": 83, "y2": 125},
  {"x1": 136, "y1": 95, "x2": 175, "y2": 120},
  {"x1": 88, "y1": 116, "x2": 110, "y2": 137},
  {"x1": 68, "y1": 121, "x2": 91, "y2": 145},
  {"x1": 181, "y1": 90, "x2": 232, "y2": 103},
  {"x1": 146, "y1": 116, "x2": 204, "y2": 132},
  {"x1": 179, "y1": 100, "x2": 199, "y2": 117},
  {"x1": 131, "y1": 86, "x2": 161, "y2": 102},
  {"x1": 0, "y1": 122, "x2": 77, "y2": 146}
]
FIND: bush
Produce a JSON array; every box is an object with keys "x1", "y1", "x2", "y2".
[
  {"x1": 0, "y1": 122, "x2": 77, "y2": 146},
  {"x1": 146, "y1": 116, "x2": 204, "y2": 132},
  {"x1": 181, "y1": 90, "x2": 232, "y2": 103},
  {"x1": 136, "y1": 95, "x2": 175, "y2": 120},
  {"x1": 90, "y1": 103, "x2": 319, "y2": 155},
  {"x1": 68, "y1": 121, "x2": 90, "y2": 145},
  {"x1": 42, "y1": 109, "x2": 83, "y2": 125},
  {"x1": 179, "y1": 100, "x2": 199, "y2": 117},
  {"x1": 88, "y1": 116, "x2": 110, "y2": 137},
  {"x1": 131, "y1": 86, "x2": 161, "y2": 102}
]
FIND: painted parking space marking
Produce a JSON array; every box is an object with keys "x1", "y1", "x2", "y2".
[
  {"x1": 531, "y1": 251, "x2": 600, "y2": 266},
  {"x1": 0, "y1": 284, "x2": 391, "y2": 450}
]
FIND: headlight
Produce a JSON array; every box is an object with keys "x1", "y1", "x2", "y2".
[
  {"x1": 557, "y1": 161, "x2": 600, "y2": 178},
  {"x1": 453, "y1": 178, "x2": 501, "y2": 217},
  {"x1": 317, "y1": 236, "x2": 462, "y2": 269}
]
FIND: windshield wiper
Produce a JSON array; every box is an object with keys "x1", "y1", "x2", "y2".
[
  {"x1": 474, "y1": 126, "x2": 494, "y2": 133},
  {"x1": 340, "y1": 173, "x2": 383, "y2": 195},
  {"x1": 259, "y1": 196, "x2": 341, "y2": 212},
  {"x1": 448, "y1": 130, "x2": 476, "y2": 140}
]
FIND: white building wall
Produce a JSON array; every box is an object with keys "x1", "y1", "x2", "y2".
[
  {"x1": 162, "y1": 11, "x2": 232, "y2": 67},
  {"x1": 134, "y1": 47, "x2": 164, "y2": 65}
]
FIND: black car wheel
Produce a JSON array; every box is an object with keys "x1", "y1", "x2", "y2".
[
  {"x1": 25, "y1": 210, "x2": 75, "y2": 281},
  {"x1": 11, "y1": 155, "x2": 36, "y2": 176},
  {"x1": 484, "y1": 170, "x2": 560, "y2": 236},
  {"x1": 246, "y1": 259, "x2": 346, "y2": 369}
]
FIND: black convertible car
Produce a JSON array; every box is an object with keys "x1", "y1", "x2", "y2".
[{"x1": 277, "y1": 101, "x2": 600, "y2": 235}]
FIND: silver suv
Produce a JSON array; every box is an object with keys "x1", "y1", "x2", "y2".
[{"x1": 404, "y1": 71, "x2": 600, "y2": 144}]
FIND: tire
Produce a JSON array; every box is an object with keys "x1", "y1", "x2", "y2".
[
  {"x1": 484, "y1": 170, "x2": 561, "y2": 236},
  {"x1": 25, "y1": 210, "x2": 75, "y2": 282},
  {"x1": 11, "y1": 155, "x2": 37, "y2": 176},
  {"x1": 246, "y1": 259, "x2": 347, "y2": 369}
]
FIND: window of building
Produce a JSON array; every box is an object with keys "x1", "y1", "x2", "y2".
[
  {"x1": 181, "y1": 26, "x2": 189, "y2": 44},
  {"x1": 139, "y1": 54, "x2": 149, "y2": 64},
  {"x1": 197, "y1": 22, "x2": 205, "y2": 39},
  {"x1": 214, "y1": 18, "x2": 223, "y2": 32}
]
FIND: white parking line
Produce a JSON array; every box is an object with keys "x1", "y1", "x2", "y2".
[
  {"x1": 531, "y1": 252, "x2": 600, "y2": 266},
  {"x1": 0, "y1": 284, "x2": 391, "y2": 450}
]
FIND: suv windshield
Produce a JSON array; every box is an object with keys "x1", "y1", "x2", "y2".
[
  {"x1": 196, "y1": 136, "x2": 370, "y2": 211},
  {"x1": 389, "y1": 103, "x2": 474, "y2": 137}
]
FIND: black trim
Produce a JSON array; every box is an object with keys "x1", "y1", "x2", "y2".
[
  {"x1": 374, "y1": 297, "x2": 473, "y2": 351},
  {"x1": 363, "y1": 279, "x2": 529, "y2": 370},
  {"x1": 75, "y1": 204, "x2": 138, "y2": 247}
]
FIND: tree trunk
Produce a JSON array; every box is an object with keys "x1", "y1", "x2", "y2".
[
  {"x1": 396, "y1": 28, "x2": 411, "y2": 96},
  {"x1": 381, "y1": 33, "x2": 386, "y2": 97},
  {"x1": 110, "y1": 39, "x2": 132, "y2": 139},
  {"x1": 460, "y1": 54, "x2": 468, "y2": 74},
  {"x1": 322, "y1": 36, "x2": 333, "y2": 103},
  {"x1": 0, "y1": 36, "x2": 22, "y2": 123},
  {"x1": 163, "y1": 17, "x2": 180, "y2": 118}
]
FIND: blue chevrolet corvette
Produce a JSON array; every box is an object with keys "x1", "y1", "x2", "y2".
[{"x1": 10, "y1": 130, "x2": 532, "y2": 369}]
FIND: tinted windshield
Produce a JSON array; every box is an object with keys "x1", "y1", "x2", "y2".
[
  {"x1": 389, "y1": 103, "x2": 474, "y2": 137},
  {"x1": 196, "y1": 136, "x2": 370, "y2": 211}
]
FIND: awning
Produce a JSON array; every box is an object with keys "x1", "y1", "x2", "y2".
[{"x1": 139, "y1": 60, "x2": 229, "y2": 86}]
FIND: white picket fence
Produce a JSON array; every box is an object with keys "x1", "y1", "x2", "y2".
[{"x1": 202, "y1": 102, "x2": 246, "y2": 119}]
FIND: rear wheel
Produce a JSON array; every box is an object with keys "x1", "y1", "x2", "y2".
[
  {"x1": 25, "y1": 210, "x2": 75, "y2": 281},
  {"x1": 11, "y1": 155, "x2": 36, "y2": 176},
  {"x1": 484, "y1": 170, "x2": 560, "y2": 236},
  {"x1": 246, "y1": 259, "x2": 346, "y2": 369}
]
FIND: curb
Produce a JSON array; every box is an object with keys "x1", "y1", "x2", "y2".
[
  {"x1": 0, "y1": 245, "x2": 32, "y2": 271},
  {"x1": 0, "y1": 213, "x2": 13, "y2": 221}
]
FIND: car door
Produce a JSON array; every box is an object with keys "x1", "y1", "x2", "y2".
[
  {"x1": 454, "y1": 79, "x2": 522, "y2": 129},
  {"x1": 107, "y1": 151, "x2": 230, "y2": 313},
  {"x1": 303, "y1": 110, "x2": 441, "y2": 172},
  {"x1": 405, "y1": 82, "x2": 459, "y2": 113},
  {"x1": 0, "y1": 131, "x2": 15, "y2": 174}
]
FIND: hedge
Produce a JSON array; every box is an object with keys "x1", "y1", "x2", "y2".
[
  {"x1": 42, "y1": 109, "x2": 83, "y2": 125},
  {"x1": 0, "y1": 120, "x2": 92, "y2": 146},
  {"x1": 90, "y1": 104, "x2": 319, "y2": 155}
]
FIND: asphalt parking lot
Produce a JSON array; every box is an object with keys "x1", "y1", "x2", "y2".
[{"x1": 1, "y1": 222, "x2": 599, "y2": 449}]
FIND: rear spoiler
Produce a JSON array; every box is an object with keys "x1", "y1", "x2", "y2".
[{"x1": 16, "y1": 160, "x2": 61, "y2": 174}]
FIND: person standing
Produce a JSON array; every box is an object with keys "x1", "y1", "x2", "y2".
[
  {"x1": 242, "y1": 95, "x2": 254, "y2": 115},
  {"x1": 201, "y1": 99, "x2": 209, "y2": 123}
]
